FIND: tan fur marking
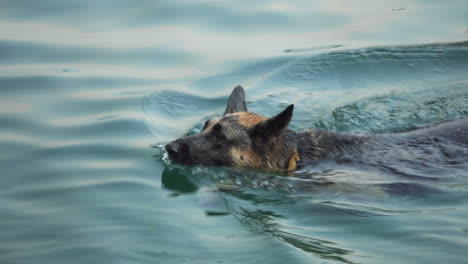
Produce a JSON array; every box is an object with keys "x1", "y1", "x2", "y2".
[
  {"x1": 230, "y1": 112, "x2": 266, "y2": 127},
  {"x1": 231, "y1": 147, "x2": 300, "y2": 172},
  {"x1": 230, "y1": 147, "x2": 263, "y2": 168}
]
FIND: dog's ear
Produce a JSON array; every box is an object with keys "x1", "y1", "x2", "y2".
[
  {"x1": 224, "y1": 85, "x2": 248, "y2": 115},
  {"x1": 251, "y1": 104, "x2": 293, "y2": 141}
]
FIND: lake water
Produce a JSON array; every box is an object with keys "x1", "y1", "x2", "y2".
[{"x1": 1, "y1": 1, "x2": 468, "y2": 263}]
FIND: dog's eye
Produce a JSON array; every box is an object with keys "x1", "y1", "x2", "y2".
[
  {"x1": 213, "y1": 123, "x2": 222, "y2": 131},
  {"x1": 212, "y1": 123, "x2": 225, "y2": 139},
  {"x1": 202, "y1": 120, "x2": 210, "y2": 131}
]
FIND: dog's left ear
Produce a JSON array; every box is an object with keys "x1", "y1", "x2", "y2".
[
  {"x1": 251, "y1": 104, "x2": 294, "y2": 141},
  {"x1": 224, "y1": 85, "x2": 248, "y2": 115}
]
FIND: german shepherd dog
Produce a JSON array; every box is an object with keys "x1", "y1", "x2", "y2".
[{"x1": 165, "y1": 86, "x2": 468, "y2": 172}]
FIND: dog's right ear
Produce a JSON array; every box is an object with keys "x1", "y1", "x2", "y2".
[
  {"x1": 251, "y1": 104, "x2": 294, "y2": 142},
  {"x1": 224, "y1": 85, "x2": 248, "y2": 115}
]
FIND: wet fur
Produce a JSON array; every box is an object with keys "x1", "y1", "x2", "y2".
[{"x1": 165, "y1": 86, "x2": 468, "y2": 172}]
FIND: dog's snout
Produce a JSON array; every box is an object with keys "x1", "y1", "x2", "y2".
[
  {"x1": 165, "y1": 140, "x2": 192, "y2": 164},
  {"x1": 165, "y1": 141, "x2": 181, "y2": 157}
]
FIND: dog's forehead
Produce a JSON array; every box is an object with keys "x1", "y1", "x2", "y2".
[{"x1": 223, "y1": 112, "x2": 266, "y2": 127}]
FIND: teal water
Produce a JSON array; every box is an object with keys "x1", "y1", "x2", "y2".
[{"x1": 1, "y1": 1, "x2": 468, "y2": 263}]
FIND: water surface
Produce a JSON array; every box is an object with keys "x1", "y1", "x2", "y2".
[{"x1": 1, "y1": 1, "x2": 468, "y2": 263}]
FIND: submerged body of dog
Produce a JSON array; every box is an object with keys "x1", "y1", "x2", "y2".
[{"x1": 166, "y1": 86, "x2": 468, "y2": 172}]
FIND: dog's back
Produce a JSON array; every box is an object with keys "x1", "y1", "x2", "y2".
[{"x1": 395, "y1": 118, "x2": 468, "y2": 145}]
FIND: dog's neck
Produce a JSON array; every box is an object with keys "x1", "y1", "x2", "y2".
[{"x1": 289, "y1": 129, "x2": 366, "y2": 166}]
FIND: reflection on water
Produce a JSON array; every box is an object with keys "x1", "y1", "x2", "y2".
[
  {"x1": 159, "y1": 164, "x2": 356, "y2": 263},
  {"x1": 161, "y1": 166, "x2": 199, "y2": 193}
]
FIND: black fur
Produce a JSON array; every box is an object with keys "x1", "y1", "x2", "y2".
[
  {"x1": 251, "y1": 105, "x2": 294, "y2": 154},
  {"x1": 224, "y1": 85, "x2": 247, "y2": 115},
  {"x1": 166, "y1": 85, "x2": 468, "y2": 171}
]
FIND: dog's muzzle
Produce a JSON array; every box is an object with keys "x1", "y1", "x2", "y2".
[{"x1": 165, "y1": 140, "x2": 191, "y2": 164}]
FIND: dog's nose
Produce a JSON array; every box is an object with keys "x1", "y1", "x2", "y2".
[{"x1": 165, "y1": 141, "x2": 181, "y2": 157}]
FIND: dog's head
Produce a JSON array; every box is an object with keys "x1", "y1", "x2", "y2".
[{"x1": 165, "y1": 86, "x2": 298, "y2": 170}]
